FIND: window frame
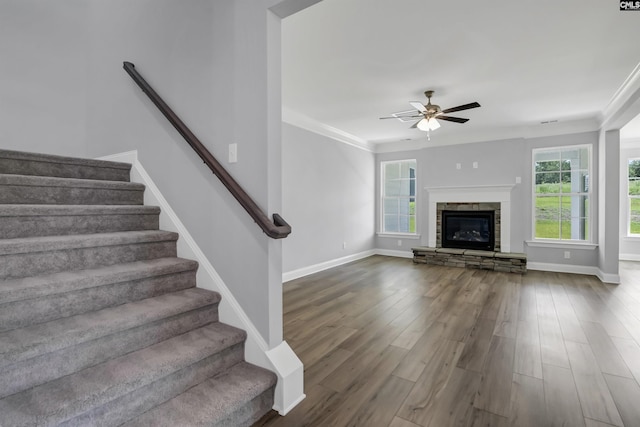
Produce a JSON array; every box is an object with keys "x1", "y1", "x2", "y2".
[
  {"x1": 627, "y1": 158, "x2": 640, "y2": 236},
  {"x1": 380, "y1": 159, "x2": 417, "y2": 235},
  {"x1": 531, "y1": 144, "x2": 592, "y2": 243}
]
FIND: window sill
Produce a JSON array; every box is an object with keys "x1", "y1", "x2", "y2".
[
  {"x1": 622, "y1": 235, "x2": 640, "y2": 241},
  {"x1": 377, "y1": 232, "x2": 421, "y2": 239},
  {"x1": 525, "y1": 240, "x2": 597, "y2": 250}
]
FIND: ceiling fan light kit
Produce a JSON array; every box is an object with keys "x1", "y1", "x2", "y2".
[
  {"x1": 380, "y1": 90, "x2": 480, "y2": 136},
  {"x1": 417, "y1": 117, "x2": 440, "y2": 131}
]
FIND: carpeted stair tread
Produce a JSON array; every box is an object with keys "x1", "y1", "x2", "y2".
[
  {"x1": 124, "y1": 362, "x2": 277, "y2": 427},
  {"x1": 0, "y1": 297, "x2": 217, "y2": 399},
  {"x1": 0, "y1": 204, "x2": 161, "y2": 239},
  {"x1": 0, "y1": 231, "x2": 179, "y2": 280},
  {"x1": 0, "y1": 258, "x2": 199, "y2": 333},
  {"x1": 0, "y1": 287, "x2": 221, "y2": 369},
  {"x1": 0, "y1": 204, "x2": 160, "y2": 217},
  {"x1": 0, "y1": 174, "x2": 144, "y2": 191},
  {"x1": 0, "y1": 230, "x2": 178, "y2": 256},
  {"x1": 0, "y1": 257, "x2": 197, "y2": 305},
  {"x1": 0, "y1": 174, "x2": 144, "y2": 205},
  {"x1": 0, "y1": 322, "x2": 246, "y2": 427},
  {"x1": 0, "y1": 148, "x2": 131, "y2": 182}
]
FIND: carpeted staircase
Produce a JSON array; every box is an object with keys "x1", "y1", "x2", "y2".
[{"x1": 0, "y1": 149, "x2": 276, "y2": 426}]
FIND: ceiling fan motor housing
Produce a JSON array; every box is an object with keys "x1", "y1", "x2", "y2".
[{"x1": 423, "y1": 90, "x2": 441, "y2": 116}]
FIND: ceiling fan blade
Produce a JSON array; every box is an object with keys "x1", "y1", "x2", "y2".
[
  {"x1": 410, "y1": 101, "x2": 426, "y2": 112},
  {"x1": 437, "y1": 115, "x2": 469, "y2": 123},
  {"x1": 440, "y1": 102, "x2": 480, "y2": 114},
  {"x1": 410, "y1": 121, "x2": 421, "y2": 129},
  {"x1": 379, "y1": 115, "x2": 423, "y2": 119}
]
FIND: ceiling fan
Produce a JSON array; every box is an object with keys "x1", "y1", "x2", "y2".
[{"x1": 380, "y1": 90, "x2": 480, "y2": 132}]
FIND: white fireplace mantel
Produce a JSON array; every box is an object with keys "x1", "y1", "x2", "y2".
[{"x1": 425, "y1": 184, "x2": 515, "y2": 253}]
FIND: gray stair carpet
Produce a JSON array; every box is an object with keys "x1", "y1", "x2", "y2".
[{"x1": 0, "y1": 149, "x2": 276, "y2": 426}]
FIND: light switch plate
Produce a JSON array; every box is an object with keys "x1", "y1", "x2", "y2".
[{"x1": 229, "y1": 143, "x2": 237, "y2": 163}]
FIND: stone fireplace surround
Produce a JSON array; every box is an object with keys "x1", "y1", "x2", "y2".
[
  {"x1": 415, "y1": 184, "x2": 525, "y2": 273},
  {"x1": 425, "y1": 184, "x2": 514, "y2": 253}
]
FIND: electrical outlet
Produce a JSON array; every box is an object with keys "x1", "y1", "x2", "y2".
[
  {"x1": 473, "y1": 161, "x2": 478, "y2": 169},
  {"x1": 564, "y1": 251, "x2": 571, "y2": 259},
  {"x1": 516, "y1": 176, "x2": 522, "y2": 184},
  {"x1": 397, "y1": 239, "x2": 402, "y2": 247},
  {"x1": 456, "y1": 163, "x2": 461, "y2": 170},
  {"x1": 342, "y1": 242, "x2": 347, "y2": 249}
]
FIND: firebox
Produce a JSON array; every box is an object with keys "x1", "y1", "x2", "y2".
[{"x1": 441, "y1": 210, "x2": 495, "y2": 251}]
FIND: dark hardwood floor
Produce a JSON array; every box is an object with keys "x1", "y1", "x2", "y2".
[{"x1": 255, "y1": 256, "x2": 640, "y2": 427}]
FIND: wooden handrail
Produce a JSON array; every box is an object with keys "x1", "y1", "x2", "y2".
[{"x1": 123, "y1": 61, "x2": 291, "y2": 239}]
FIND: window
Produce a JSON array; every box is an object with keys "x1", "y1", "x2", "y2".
[
  {"x1": 533, "y1": 145, "x2": 591, "y2": 241},
  {"x1": 381, "y1": 160, "x2": 416, "y2": 234},
  {"x1": 628, "y1": 159, "x2": 640, "y2": 235}
]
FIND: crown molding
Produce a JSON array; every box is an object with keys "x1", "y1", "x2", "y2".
[
  {"x1": 600, "y1": 60, "x2": 640, "y2": 129},
  {"x1": 284, "y1": 109, "x2": 603, "y2": 155},
  {"x1": 282, "y1": 107, "x2": 375, "y2": 152},
  {"x1": 373, "y1": 118, "x2": 600, "y2": 153}
]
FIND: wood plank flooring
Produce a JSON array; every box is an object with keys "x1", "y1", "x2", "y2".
[{"x1": 255, "y1": 257, "x2": 640, "y2": 427}]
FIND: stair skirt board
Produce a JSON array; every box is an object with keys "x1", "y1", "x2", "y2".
[
  {"x1": 98, "y1": 150, "x2": 305, "y2": 416},
  {"x1": 0, "y1": 148, "x2": 283, "y2": 425}
]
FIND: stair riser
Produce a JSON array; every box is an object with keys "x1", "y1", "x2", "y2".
[
  {"x1": 0, "y1": 305, "x2": 219, "y2": 399},
  {"x1": 0, "y1": 270, "x2": 197, "y2": 333},
  {"x1": 0, "y1": 184, "x2": 144, "y2": 205},
  {"x1": 219, "y1": 387, "x2": 276, "y2": 427},
  {"x1": 60, "y1": 343, "x2": 244, "y2": 427},
  {"x1": 0, "y1": 241, "x2": 177, "y2": 280},
  {"x1": 0, "y1": 213, "x2": 159, "y2": 239},
  {"x1": 0, "y1": 154, "x2": 131, "y2": 182}
]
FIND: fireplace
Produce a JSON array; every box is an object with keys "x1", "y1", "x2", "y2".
[
  {"x1": 426, "y1": 185, "x2": 513, "y2": 253},
  {"x1": 442, "y1": 210, "x2": 495, "y2": 251}
]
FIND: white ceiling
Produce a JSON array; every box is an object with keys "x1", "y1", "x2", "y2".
[{"x1": 281, "y1": 0, "x2": 640, "y2": 151}]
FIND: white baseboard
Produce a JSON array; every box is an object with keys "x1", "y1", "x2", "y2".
[
  {"x1": 527, "y1": 262, "x2": 600, "y2": 276},
  {"x1": 619, "y1": 253, "x2": 640, "y2": 261},
  {"x1": 527, "y1": 262, "x2": 620, "y2": 284},
  {"x1": 283, "y1": 248, "x2": 414, "y2": 282},
  {"x1": 97, "y1": 151, "x2": 304, "y2": 415},
  {"x1": 596, "y1": 270, "x2": 621, "y2": 284},
  {"x1": 283, "y1": 249, "x2": 376, "y2": 282}
]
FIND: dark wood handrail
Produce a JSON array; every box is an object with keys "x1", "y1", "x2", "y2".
[{"x1": 123, "y1": 61, "x2": 291, "y2": 239}]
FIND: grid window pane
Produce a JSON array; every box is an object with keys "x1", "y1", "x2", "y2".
[
  {"x1": 384, "y1": 198, "x2": 398, "y2": 215},
  {"x1": 385, "y1": 180, "x2": 401, "y2": 196},
  {"x1": 384, "y1": 215, "x2": 399, "y2": 233},
  {"x1": 630, "y1": 198, "x2": 640, "y2": 234},
  {"x1": 629, "y1": 159, "x2": 640, "y2": 235},
  {"x1": 536, "y1": 172, "x2": 560, "y2": 192},
  {"x1": 384, "y1": 163, "x2": 400, "y2": 180},
  {"x1": 533, "y1": 145, "x2": 590, "y2": 241},
  {"x1": 382, "y1": 160, "x2": 416, "y2": 234}
]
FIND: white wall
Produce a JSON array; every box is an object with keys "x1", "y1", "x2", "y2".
[
  {"x1": 282, "y1": 123, "x2": 375, "y2": 274},
  {"x1": 597, "y1": 130, "x2": 620, "y2": 281},
  {"x1": 0, "y1": 0, "x2": 89, "y2": 156},
  {"x1": 0, "y1": 0, "x2": 288, "y2": 347}
]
